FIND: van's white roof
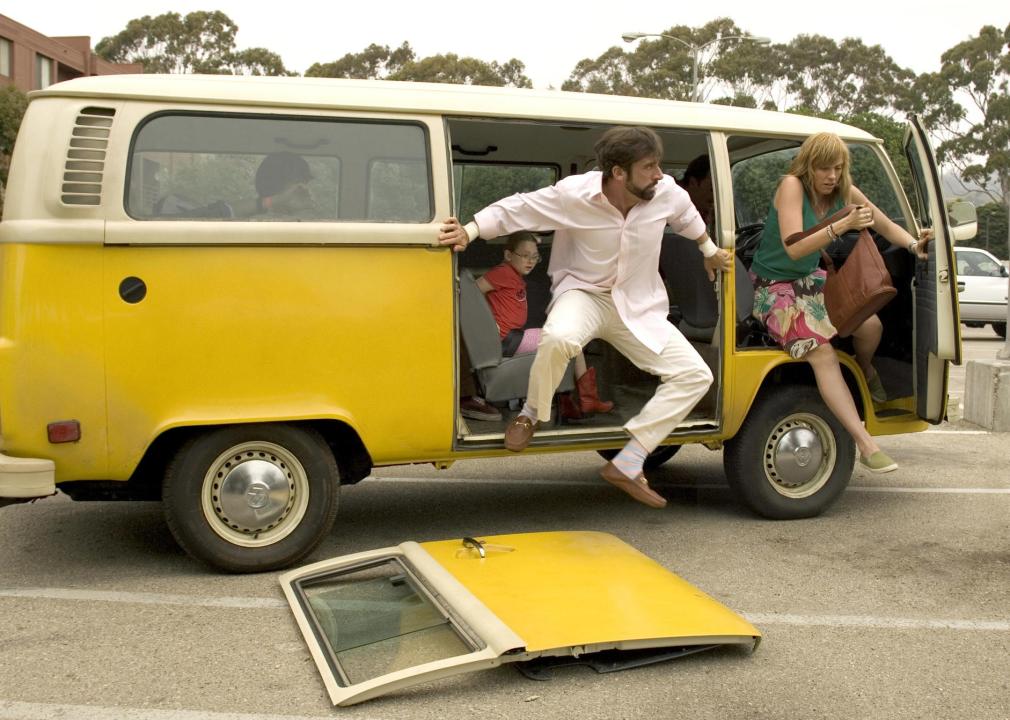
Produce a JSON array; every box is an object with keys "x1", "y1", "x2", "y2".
[{"x1": 35, "y1": 74, "x2": 877, "y2": 142}]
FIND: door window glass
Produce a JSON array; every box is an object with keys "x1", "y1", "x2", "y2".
[
  {"x1": 293, "y1": 559, "x2": 476, "y2": 686},
  {"x1": 958, "y1": 251, "x2": 1002, "y2": 277}
]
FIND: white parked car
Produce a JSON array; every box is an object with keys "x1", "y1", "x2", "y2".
[{"x1": 954, "y1": 246, "x2": 1009, "y2": 338}]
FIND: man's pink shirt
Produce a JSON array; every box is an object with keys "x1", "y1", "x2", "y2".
[{"x1": 473, "y1": 172, "x2": 706, "y2": 354}]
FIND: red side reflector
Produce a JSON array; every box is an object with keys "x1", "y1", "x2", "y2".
[{"x1": 47, "y1": 420, "x2": 81, "y2": 444}]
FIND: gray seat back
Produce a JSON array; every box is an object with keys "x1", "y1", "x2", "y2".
[
  {"x1": 458, "y1": 268, "x2": 574, "y2": 404},
  {"x1": 660, "y1": 232, "x2": 753, "y2": 342},
  {"x1": 459, "y1": 269, "x2": 503, "y2": 370}
]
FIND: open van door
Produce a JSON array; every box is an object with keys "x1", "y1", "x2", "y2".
[
  {"x1": 903, "y1": 116, "x2": 962, "y2": 423},
  {"x1": 279, "y1": 531, "x2": 759, "y2": 705}
]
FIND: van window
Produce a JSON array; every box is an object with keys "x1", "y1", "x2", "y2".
[
  {"x1": 127, "y1": 114, "x2": 431, "y2": 222},
  {"x1": 731, "y1": 141, "x2": 904, "y2": 228},
  {"x1": 368, "y1": 159, "x2": 430, "y2": 221},
  {"x1": 731, "y1": 147, "x2": 795, "y2": 227},
  {"x1": 849, "y1": 145, "x2": 903, "y2": 222},
  {"x1": 453, "y1": 163, "x2": 557, "y2": 224}
]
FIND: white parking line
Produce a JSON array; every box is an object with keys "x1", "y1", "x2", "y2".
[
  {"x1": 848, "y1": 486, "x2": 1010, "y2": 494},
  {"x1": 923, "y1": 429, "x2": 990, "y2": 434},
  {"x1": 744, "y1": 612, "x2": 1010, "y2": 632},
  {"x1": 2, "y1": 587, "x2": 1007, "y2": 633},
  {"x1": 0, "y1": 701, "x2": 335, "y2": 720},
  {"x1": 0, "y1": 587, "x2": 285, "y2": 609},
  {"x1": 367, "y1": 475, "x2": 1010, "y2": 494}
]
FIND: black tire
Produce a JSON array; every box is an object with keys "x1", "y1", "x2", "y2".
[
  {"x1": 724, "y1": 385, "x2": 854, "y2": 519},
  {"x1": 597, "y1": 444, "x2": 681, "y2": 472},
  {"x1": 163, "y1": 423, "x2": 339, "y2": 573},
  {"x1": 992, "y1": 322, "x2": 1007, "y2": 339}
]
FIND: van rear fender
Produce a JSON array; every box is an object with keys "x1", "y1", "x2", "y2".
[{"x1": 120, "y1": 419, "x2": 372, "y2": 501}]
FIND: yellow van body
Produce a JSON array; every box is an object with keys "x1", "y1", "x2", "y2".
[{"x1": 0, "y1": 75, "x2": 961, "y2": 571}]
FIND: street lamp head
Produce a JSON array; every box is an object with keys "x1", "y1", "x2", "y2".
[{"x1": 622, "y1": 33, "x2": 648, "y2": 43}]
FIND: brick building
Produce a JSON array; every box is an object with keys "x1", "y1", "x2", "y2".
[{"x1": 1, "y1": 13, "x2": 142, "y2": 92}]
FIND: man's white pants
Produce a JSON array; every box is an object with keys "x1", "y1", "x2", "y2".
[{"x1": 527, "y1": 289, "x2": 713, "y2": 452}]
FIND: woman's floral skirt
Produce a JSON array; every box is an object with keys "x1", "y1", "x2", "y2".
[{"x1": 751, "y1": 269, "x2": 837, "y2": 359}]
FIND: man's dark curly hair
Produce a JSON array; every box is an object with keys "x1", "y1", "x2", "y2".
[{"x1": 594, "y1": 126, "x2": 664, "y2": 179}]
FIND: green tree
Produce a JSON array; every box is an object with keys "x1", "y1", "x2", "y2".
[
  {"x1": 779, "y1": 35, "x2": 912, "y2": 118},
  {"x1": 305, "y1": 42, "x2": 415, "y2": 79},
  {"x1": 915, "y1": 24, "x2": 1010, "y2": 248},
  {"x1": 562, "y1": 18, "x2": 755, "y2": 102},
  {"x1": 965, "y1": 202, "x2": 1009, "y2": 258},
  {"x1": 0, "y1": 85, "x2": 28, "y2": 217},
  {"x1": 95, "y1": 11, "x2": 291, "y2": 75},
  {"x1": 307, "y1": 42, "x2": 531, "y2": 87},
  {"x1": 711, "y1": 40, "x2": 786, "y2": 109}
]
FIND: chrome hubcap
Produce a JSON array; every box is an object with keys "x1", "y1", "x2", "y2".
[
  {"x1": 763, "y1": 414, "x2": 835, "y2": 498},
  {"x1": 218, "y1": 459, "x2": 290, "y2": 530},
  {"x1": 201, "y1": 442, "x2": 309, "y2": 547}
]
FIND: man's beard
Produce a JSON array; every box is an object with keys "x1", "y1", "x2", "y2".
[{"x1": 626, "y1": 178, "x2": 657, "y2": 201}]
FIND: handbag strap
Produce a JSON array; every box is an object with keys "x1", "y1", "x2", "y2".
[{"x1": 783, "y1": 204, "x2": 858, "y2": 273}]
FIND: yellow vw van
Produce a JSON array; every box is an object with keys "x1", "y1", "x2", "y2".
[{"x1": 0, "y1": 75, "x2": 965, "y2": 572}]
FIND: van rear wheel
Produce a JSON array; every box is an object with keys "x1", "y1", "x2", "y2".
[
  {"x1": 724, "y1": 386, "x2": 854, "y2": 519},
  {"x1": 163, "y1": 424, "x2": 339, "y2": 573}
]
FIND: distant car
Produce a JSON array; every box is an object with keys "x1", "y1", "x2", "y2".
[{"x1": 954, "y1": 246, "x2": 1009, "y2": 338}]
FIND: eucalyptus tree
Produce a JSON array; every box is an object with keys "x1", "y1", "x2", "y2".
[
  {"x1": 96, "y1": 10, "x2": 290, "y2": 75},
  {"x1": 307, "y1": 42, "x2": 531, "y2": 87}
]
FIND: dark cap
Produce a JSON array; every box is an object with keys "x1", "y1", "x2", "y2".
[{"x1": 255, "y1": 152, "x2": 312, "y2": 198}]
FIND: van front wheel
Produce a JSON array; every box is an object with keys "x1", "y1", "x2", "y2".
[
  {"x1": 163, "y1": 424, "x2": 339, "y2": 573},
  {"x1": 724, "y1": 386, "x2": 854, "y2": 519}
]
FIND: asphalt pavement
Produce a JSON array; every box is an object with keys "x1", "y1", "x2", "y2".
[{"x1": 0, "y1": 329, "x2": 1007, "y2": 720}]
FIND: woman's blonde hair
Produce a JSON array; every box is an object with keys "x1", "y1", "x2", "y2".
[{"x1": 787, "y1": 132, "x2": 852, "y2": 209}]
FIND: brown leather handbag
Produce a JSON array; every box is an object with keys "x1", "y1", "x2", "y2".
[{"x1": 785, "y1": 205, "x2": 897, "y2": 337}]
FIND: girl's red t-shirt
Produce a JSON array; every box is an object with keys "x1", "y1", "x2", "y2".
[{"x1": 482, "y1": 263, "x2": 527, "y2": 339}]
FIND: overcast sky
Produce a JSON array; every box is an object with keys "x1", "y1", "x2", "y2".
[{"x1": 6, "y1": 0, "x2": 1008, "y2": 87}]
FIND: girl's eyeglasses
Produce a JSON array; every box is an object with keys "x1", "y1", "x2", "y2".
[{"x1": 510, "y1": 251, "x2": 541, "y2": 263}]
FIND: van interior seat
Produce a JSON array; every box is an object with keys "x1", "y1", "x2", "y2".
[
  {"x1": 458, "y1": 269, "x2": 574, "y2": 404},
  {"x1": 660, "y1": 231, "x2": 755, "y2": 343}
]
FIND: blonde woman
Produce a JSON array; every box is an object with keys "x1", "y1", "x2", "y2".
[{"x1": 749, "y1": 132, "x2": 931, "y2": 473}]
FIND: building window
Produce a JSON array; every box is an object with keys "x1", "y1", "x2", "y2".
[
  {"x1": 36, "y1": 54, "x2": 53, "y2": 89},
  {"x1": 0, "y1": 37, "x2": 11, "y2": 77}
]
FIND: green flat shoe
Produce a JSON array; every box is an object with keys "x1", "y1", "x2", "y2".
[
  {"x1": 859, "y1": 450, "x2": 898, "y2": 473},
  {"x1": 866, "y1": 372, "x2": 887, "y2": 404}
]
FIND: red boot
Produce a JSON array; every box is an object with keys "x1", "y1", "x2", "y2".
[
  {"x1": 577, "y1": 367, "x2": 614, "y2": 414},
  {"x1": 558, "y1": 392, "x2": 584, "y2": 420}
]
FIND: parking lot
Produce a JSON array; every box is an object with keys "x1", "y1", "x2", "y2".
[{"x1": 1, "y1": 329, "x2": 1008, "y2": 720}]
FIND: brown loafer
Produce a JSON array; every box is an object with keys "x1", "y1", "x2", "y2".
[
  {"x1": 504, "y1": 415, "x2": 536, "y2": 452},
  {"x1": 599, "y1": 462, "x2": 667, "y2": 508}
]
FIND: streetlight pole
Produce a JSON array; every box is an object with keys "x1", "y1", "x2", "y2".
[{"x1": 622, "y1": 32, "x2": 771, "y2": 103}]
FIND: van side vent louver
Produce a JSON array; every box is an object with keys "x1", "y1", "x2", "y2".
[{"x1": 61, "y1": 107, "x2": 116, "y2": 206}]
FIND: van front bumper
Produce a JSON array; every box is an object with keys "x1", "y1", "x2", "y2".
[{"x1": 0, "y1": 453, "x2": 56, "y2": 499}]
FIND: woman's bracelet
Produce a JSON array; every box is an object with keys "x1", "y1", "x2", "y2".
[
  {"x1": 907, "y1": 240, "x2": 919, "y2": 255},
  {"x1": 826, "y1": 223, "x2": 839, "y2": 242}
]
